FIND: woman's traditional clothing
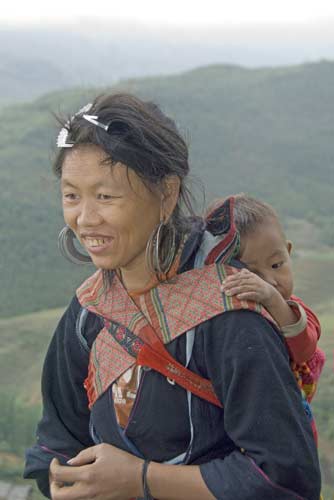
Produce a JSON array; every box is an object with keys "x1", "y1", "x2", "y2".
[{"x1": 24, "y1": 216, "x2": 321, "y2": 499}]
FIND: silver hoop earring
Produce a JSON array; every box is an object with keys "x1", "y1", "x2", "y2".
[
  {"x1": 145, "y1": 220, "x2": 177, "y2": 276},
  {"x1": 58, "y1": 226, "x2": 92, "y2": 265}
]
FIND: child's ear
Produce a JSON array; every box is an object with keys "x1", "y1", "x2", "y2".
[{"x1": 287, "y1": 240, "x2": 293, "y2": 255}]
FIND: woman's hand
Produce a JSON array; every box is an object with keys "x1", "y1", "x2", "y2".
[
  {"x1": 221, "y1": 268, "x2": 278, "y2": 307},
  {"x1": 49, "y1": 443, "x2": 143, "y2": 500}
]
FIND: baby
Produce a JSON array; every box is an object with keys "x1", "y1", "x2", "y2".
[{"x1": 219, "y1": 194, "x2": 325, "y2": 403}]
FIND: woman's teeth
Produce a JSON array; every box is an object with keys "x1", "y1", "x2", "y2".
[{"x1": 85, "y1": 238, "x2": 108, "y2": 247}]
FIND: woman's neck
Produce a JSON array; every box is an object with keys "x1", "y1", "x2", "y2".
[{"x1": 118, "y1": 255, "x2": 155, "y2": 293}]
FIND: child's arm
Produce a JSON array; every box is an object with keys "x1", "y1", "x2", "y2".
[
  {"x1": 281, "y1": 295, "x2": 320, "y2": 364},
  {"x1": 221, "y1": 269, "x2": 319, "y2": 363}
]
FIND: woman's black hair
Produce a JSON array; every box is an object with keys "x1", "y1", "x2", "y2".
[{"x1": 53, "y1": 93, "x2": 198, "y2": 285}]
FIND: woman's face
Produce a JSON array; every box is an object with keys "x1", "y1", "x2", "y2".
[{"x1": 61, "y1": 145, "x2": 162, "y2": 274}]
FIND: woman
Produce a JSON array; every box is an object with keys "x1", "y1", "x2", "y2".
[{"x1": 24, "y1": 93, "x2": 321, "y2": 499}]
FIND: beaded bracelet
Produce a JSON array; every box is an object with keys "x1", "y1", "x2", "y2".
[{"x1": 142, "y1": 459, "x2": 154, "y2": 500}]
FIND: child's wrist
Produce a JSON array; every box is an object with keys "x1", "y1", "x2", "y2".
[
  {"x1": 281, "y1": 301, "x2": 307, "y2": 337},
  {"x1": 262, "y1": 286, "x2": 282, "y2": 309},
  {"x1": 263, "y1": 290, "x2": 298, "y2": 326}
]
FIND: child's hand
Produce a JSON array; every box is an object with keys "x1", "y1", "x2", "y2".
[{"x1": 221, "y1": 268, "x2": 278, "y2": 306}]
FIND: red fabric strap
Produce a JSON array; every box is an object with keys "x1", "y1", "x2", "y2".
[{"x1": 137, "y1": 324, "x2": 222, "y2": 408}]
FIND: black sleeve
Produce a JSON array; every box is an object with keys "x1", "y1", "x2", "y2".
[
  {"x1": 199, "y1": 310, "x2": 321, "y2": 500},
  {"x1": 23, "y1": 295, "x2": 101, "y2": 498}
]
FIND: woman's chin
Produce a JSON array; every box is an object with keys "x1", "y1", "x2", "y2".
[{"x1": 89, "y1": 254, "x2": 117, "y2": 271}]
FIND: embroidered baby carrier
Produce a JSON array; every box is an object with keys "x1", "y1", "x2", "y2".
[
  {"x1": 79, "y1": 259, "x2": 275, "y2": 409},
  {"x1": 76, "y1": 197, "x2": 320, "y2": 437}
]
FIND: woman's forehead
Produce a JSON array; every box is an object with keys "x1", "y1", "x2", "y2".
[
  {"x1": 62, "y1": 147, "x2": 125, "y2": 184},
  {"x1": 62, "y1": 145, "x2": 109, "y2": 174},
  {"x1": 60, "y1": 146, "x2": 156, "y2": 200}
]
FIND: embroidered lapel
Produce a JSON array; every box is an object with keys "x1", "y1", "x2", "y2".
[{"x1": 77, "y1": 262, "x2": 275, "y2": 408}]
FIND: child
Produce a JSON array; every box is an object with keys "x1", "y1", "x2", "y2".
[{"x1": 219, "y1": 194, "x2": 325, "y2": 404}]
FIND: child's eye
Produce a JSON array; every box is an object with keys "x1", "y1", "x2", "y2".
[{"x1": 272, "y1": 261, "x2": 284, "y2": 269}]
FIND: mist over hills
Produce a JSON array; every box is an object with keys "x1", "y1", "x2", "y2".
[
  {"x1": 2, "y1": 20, "x2": 334, "y2": 104},
  {"x1": 1, "y1": 60, "x2": 334, "y2": 318}
]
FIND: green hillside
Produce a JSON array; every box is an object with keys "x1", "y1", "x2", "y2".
[{"x1": 1, "y1": 61, "x2": 334, "y2": 318}]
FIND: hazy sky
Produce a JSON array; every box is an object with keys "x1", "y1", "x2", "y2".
[{"x1": 3, "y1": 0, "x2": 334, "y2": 26}]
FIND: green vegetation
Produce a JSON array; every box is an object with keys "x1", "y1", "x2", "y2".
[{"x1": 1, "y1": 61, "x2": 334, "y2": 318}]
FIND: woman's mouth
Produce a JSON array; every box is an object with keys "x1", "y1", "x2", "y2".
[{"x1": 82, "y1": 237, "x2": 114, "y2": 255}]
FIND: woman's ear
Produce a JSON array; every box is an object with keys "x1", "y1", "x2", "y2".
[
  {"x1": 161, "y1": 176, "x2": 181, "y2": 221},
  {"x1": 287, "y1": 240, "x2": 293, "y2": 255}
]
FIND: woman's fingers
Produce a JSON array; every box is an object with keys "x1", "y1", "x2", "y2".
[
  {"x1": 49, "y1": 459, "x2": 65, "y2": 491},
  {"x1": 50, "y1": 481, "x2": 92, "y2": 500},
  {"x1": 50, "y1": 459, "x2": 91, "y2": 487},
  {"x1": 50, "y1": 458, "x2": 96, "y2": 500},
  {"x1": 67, "y1": 447, "x2": 96, "y2": 466}
]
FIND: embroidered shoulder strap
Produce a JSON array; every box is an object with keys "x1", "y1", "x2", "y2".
[
  {"x1": 78, "y1": 262, "x2": 276, "y2": 409},
  {"x1": 104, "y1": 317, "x2": 222, "y2": 408}
]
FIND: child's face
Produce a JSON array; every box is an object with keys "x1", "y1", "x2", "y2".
[{"x1": 239, "y1": 219, "x2": 294, "y2": 300}]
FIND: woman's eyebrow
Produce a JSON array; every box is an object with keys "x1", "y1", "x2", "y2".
[
  {"x1": 61, "y1": 180, "x2": 77, "y2": 188},
  {"x1": 61, "y1": 179, "x2": 109, "y2": 189}
]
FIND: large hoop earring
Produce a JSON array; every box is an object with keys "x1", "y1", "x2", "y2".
[
  {"x1": 145, "y1": 220, "x2": 177, "y2": 276},
  {"x1": 58, "y1": 226, "x2": 92, "y2": 265}
]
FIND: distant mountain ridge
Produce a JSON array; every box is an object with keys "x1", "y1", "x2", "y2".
[
  {"x1": 1, "y1": 60, "x2": 334, "y2": 318},
  {"x1": 2, "y1": 21, "x2": 334, "y2": 105}
]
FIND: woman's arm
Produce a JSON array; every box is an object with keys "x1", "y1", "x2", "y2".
[{"x1": 24, "y1": 296, "x2": 99, "y2": 498}]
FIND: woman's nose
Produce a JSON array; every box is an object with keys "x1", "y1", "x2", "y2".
[{"x1": 77, "y1": 201, "x2": 103, "y2": 226}]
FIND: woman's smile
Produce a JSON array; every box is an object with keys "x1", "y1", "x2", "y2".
[{"x1": 81, "y1": 235, "x2": 114, "y2": 254}]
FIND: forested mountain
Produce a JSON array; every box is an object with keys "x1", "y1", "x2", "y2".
[{"x1": 1, "y1": 61, "x2": 334, "y2": 318}]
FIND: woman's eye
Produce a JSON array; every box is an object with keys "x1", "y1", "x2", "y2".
[
  {"x1": 272, "y1": 261, "x2": 284, "y2": 269},
  {"x1": 63, "y1": 193, "x2": 78, "y2": 200},
  {"x1": 97, "y1": 194, "x2": 113, "y2": 200}
]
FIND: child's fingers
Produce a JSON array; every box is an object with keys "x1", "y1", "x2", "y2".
[
  {"x1": 235, "y1": 292, "x2": 259, "y2": 301},
  {"x1": 222, "y1": 277, "x2": 256, "y2": 293},
  {"x1": 223, "y1": 271, "x2": 252, "y2": 284},
  {"x1": 223, "y1": 284, "x2": 257, "y2": 297}
]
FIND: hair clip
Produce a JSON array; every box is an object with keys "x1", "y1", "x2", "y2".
[
  {"x1": 56, "y1": 127, "x2": 73, "y2": 148},
  {"x1": 56, "y1": 103, "x2": 94, "y2": 148},
  {"x1": 82, "y1": 114, "x2": 109, "y2": 131}
]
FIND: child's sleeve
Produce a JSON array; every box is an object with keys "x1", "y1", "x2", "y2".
[
  {"x1": 280, "y1": 295, "x2": 320, "y2": 364},
  {"x1": 281, "y1": 295, "x2": 325, "y2": 402}
]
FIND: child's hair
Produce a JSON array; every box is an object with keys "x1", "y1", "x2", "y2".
[
  {"x1": 206, "y1": 193, "x2": 286, "y2": 244},
  {"x1": 232, "y1": 193, "x2": 283, "y2": 238}
]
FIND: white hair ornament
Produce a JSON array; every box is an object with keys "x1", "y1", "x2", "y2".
[{"x1": 56, "y1": 103, "x2": 110, "y2": 148}]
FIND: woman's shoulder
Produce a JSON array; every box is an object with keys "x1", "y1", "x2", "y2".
[{"x1": 54, "y1": 284, "x2": 104, "y2": 353}]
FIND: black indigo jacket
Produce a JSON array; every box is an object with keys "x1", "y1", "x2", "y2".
[{"x1": 24, "y1": 229, "x2": 321, "y2": 499}]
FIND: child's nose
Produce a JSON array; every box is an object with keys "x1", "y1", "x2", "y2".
[{"x1": 264, "y1": 273, "x2": 278, "y2": 287}]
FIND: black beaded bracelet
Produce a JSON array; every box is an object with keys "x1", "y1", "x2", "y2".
[{"x1": 142, "y1": 459, "x2": 154, "y2": 500}]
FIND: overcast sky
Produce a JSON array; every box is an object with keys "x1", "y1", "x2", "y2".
[{"x1": 2, "y1": 0, "x2": 334, "y2": 26}]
